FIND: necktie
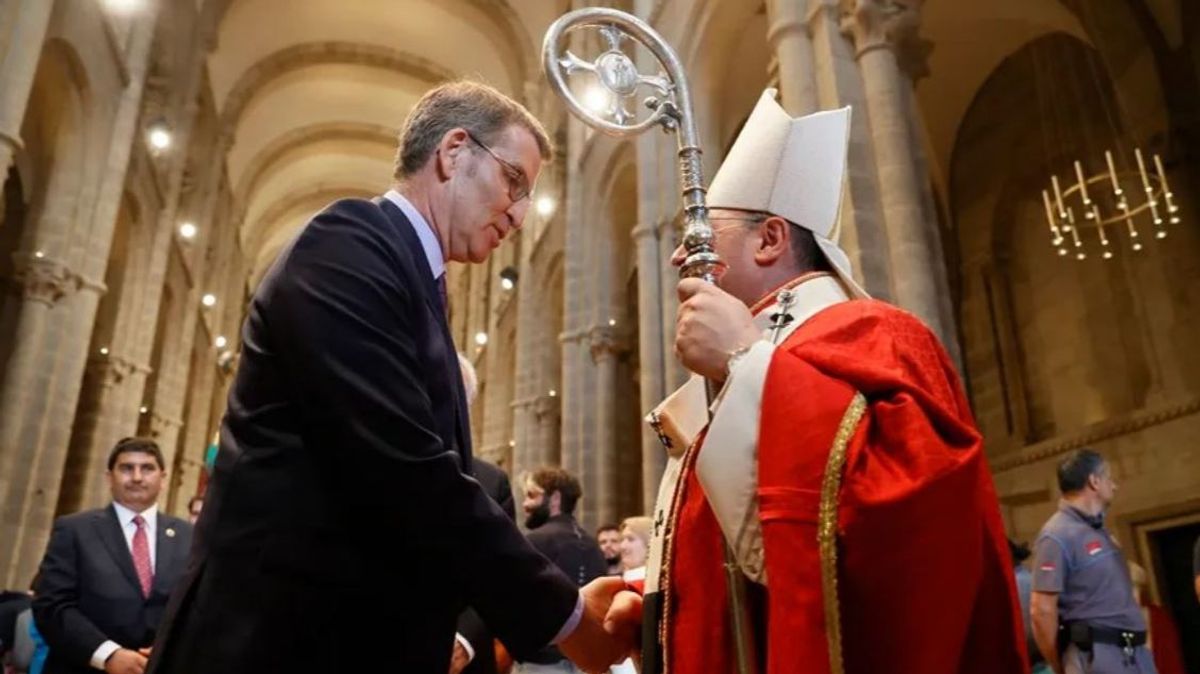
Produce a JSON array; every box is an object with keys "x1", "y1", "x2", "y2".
[
  {"x1": 131, "y1": 515, "x2": 153, "y2": 598},
  {"x1": 437, "y1": 273, "x2": 449, "y2": 319}
]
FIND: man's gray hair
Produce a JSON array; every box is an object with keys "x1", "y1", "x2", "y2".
[
  {"x1": 457, "y1": 352, "x2": 478, "y2": 405},
  {"x1": 394, "y1": 80, "x2": 552, "y2": 179}
]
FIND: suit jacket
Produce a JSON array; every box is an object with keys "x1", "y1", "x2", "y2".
[
  {"x1": 32, "y1": 505, "x2": 192, "y2": 674},
  {"x1": 146, "y1": 197, "x2": 578, "y2": 674},
  {"x1": 460, "y1": 460, "x2": 514, "y2": 674}
]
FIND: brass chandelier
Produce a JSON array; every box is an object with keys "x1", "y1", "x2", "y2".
[{"x1": 1041, "y1": 148, "x2": 1180, "y2": 261}]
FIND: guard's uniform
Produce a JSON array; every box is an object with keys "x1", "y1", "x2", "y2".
[{"x1": 1033, "y1": 504, "x2": 1157, "y2": 674}]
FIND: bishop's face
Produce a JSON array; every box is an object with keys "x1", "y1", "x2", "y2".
[{"x1": 669, "y1": 208, "x2": 766, "y2": 306}]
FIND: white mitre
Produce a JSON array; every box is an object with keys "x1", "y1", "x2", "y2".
[{"x1": 706, "y1": 88, "x2": 868, "y2": 298}]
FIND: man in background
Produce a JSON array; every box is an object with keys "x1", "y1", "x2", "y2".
[
  {"x1": 519, "y1": 468, "x2": 608, "y2": 673},
  {"x1": 33, "y1": 438, "x2": 193, "y2": 674},
  {"x1": 595, "y1": 525, "x2": 622, "y2": 576},
  {"x1": 1031, "y1": 448, "x2": 1155, "y2": 674}
]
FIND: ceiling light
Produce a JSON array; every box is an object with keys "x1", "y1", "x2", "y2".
[
  {"x1": 179, "y1": 222, "x2": 197, "y2": 239},
  {"x1": 499, "y1": 266, "x2": 518, "y2": 291},
  {"x1": 474, "y1": 331, "x2": 488, "y2": 346},
  {"x1": 215, "y1": 335, "x2": 227, "y2": 349},
  {"x1": 201, "y1": 293, "x2": 217, "y2": 307},
  {"x1": 147, "y1": 119, "x2": 172, "y2": 150},
  {"x1": 104, "y1": 0, "x2": 143, "y2": 13},
  {"x1": 536, "y1": 196, "x2": 556, "y2": 217}
]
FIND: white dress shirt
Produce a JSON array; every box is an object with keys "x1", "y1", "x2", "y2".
[
  {"x1": 380, "y1": 189, "x2": 585, "y2": 659},
  {"x1": 90, "y1": 502, "x2": 159, "y2": 670},
  {"x1": 383, "y1": 189, "x2": 445, "y2": 281}
]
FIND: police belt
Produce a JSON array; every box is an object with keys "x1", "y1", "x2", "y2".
[{"x1": 1060, "y1": 622, "x2": 1147, "y2": 651}]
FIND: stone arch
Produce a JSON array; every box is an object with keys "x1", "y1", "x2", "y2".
[
  {"x1": 950, "y1": 32, "x2": 1200, "y2": 455},
  {"x1": 234, "y1": 121, "x2": 396, "y2": 207},
  {"x1": 219, "y1": 41, "x2": 457, "y2": 133},
  {"x1": 247, "y1": 183, "x2": 376, "y2": 289},
  {"x1": 214, "y1": 0, "x2": 532, "y2": 97},
  {"x1": 15, "y1": 38, "x2": 91, "y2": 258}
]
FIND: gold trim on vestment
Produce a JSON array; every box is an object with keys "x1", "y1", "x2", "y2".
[{"x1": 818, "y1": 392, "x2": 867, "y2": 674}]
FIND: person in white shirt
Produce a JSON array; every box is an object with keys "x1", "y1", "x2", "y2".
[{"x1": 32, "y1": 438, "x2": 192, "y2": 674}]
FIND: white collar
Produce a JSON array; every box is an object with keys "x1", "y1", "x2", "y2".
[
  {"x1": 750, "y1": 274, "x2": 850, "y2": 334},
  {"x1": 112, "y1": 501, "x2": 157, "y2": 529},
  {"x1": 383, "y1": 189, "x2": 445, "y2": 280}
]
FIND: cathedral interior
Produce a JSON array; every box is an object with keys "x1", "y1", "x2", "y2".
[{"x1": 0, "y1": 0, "x2": 1198, "y2": 662}]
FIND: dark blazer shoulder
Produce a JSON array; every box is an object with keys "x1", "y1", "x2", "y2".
[{"x1": 53, "y1": 506, "x2": 112, "y2": 530}]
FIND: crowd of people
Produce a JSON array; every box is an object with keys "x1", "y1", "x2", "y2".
[{"x1": 3, "y1": 78, "x2": 1200, "y2": 674}]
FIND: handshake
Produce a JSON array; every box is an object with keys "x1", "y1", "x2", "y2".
[{"x1": 559, "y1": 576, "x2": 645, "y2": 674}]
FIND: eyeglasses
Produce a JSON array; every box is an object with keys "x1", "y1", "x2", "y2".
[{"x1": 465, "y1": 130, "x2": 531, "y2": 202}]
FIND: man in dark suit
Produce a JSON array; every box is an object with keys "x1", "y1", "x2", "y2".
[
  {"x1": 146, "y1": 81, "x2": 638, "y2": 674},
  {"x1": 33, "y1": 438, "x2": 193, "y2": 674}
]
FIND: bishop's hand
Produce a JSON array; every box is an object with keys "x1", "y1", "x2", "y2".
[{"x1": 675, "y1": 279, "x2": 760, "y2": 382}]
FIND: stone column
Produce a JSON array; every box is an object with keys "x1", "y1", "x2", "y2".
[
  {"x1": 588, "y1": 325, "x2": 627, "y2": 530},
  {"x1": 842, "y1": 0, "x2": 948, "y2": 340},
  {"x1": 766, "y1": 0, "x2": 819, "y2": 114},
  {"x1": 0, "y1": 256, "x2": 73, "y2": 573},
  {"x1": 631, "y1": 222, "x2": 666, "y2": 510},
  {"x1": 0, "y1": 0, "x2": 55, "y2": 186},
  {"x1": 56, "y1": 353, "x2": 151, "y2": 514},
  {"x1": 0, "y1": 5, "x2": 162, "y2": 584},
  {"x1": 532, "y1": 392, "x2": 561, "y2": 467},
  {"x1": 558, "y1": 329, "x2": 586, "y2": 478},
  {"x1": 657, "y1": 218, "x2": 687, "y2": 391}
]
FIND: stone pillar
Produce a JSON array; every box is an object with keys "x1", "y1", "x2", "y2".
[
  {"x1": 558, "y1": 330, "x2": 586, "y2": 478},
  {"x1": 842, "y1": 0, "x2": 949, "y2": 341},
  {"x1": 766, "y1": 0, "x2": 819, "y2": 114},
  {"x1": 631, "y1": 222, "x2": 666, "y2": 510},
  {"x1": 0, "y1": 0, "x2": 55, "y2": 185},
  {"x1": 56, "y1": 353, "x2": 151, "y2": 514},
  {"x1": 532, "y1": 392, "x2": 561, "y2": 467},
  {"x1": 657, "y1": 218, "x2": 687, "y2": 391},
  {"x1": 0, "y1": 256, "x2": 74, "y2": 576},
  {"x1": 588, "y1": 325, "x2": 627, "y2": 529},
  {"x1": 0, "y1": 5, "x2": 161, "y2": 585}
]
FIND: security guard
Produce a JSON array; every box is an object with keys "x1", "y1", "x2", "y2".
[{"x1": 1030, "y1": 449, "x2": 1156, "y2": 674}]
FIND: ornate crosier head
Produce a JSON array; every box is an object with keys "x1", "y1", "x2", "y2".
[{"x1": 542, "y1": 7, "x2": 725, "y2": 284}]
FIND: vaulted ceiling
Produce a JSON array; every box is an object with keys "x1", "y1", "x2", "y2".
[{"x1": 205, "y1": 0, "x2": 565, "y2": 278}]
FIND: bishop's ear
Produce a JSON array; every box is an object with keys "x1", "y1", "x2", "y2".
[{"x1": 753, "y1": 216, "x2": 792, "y2": 267}]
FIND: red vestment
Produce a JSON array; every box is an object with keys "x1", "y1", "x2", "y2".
[{"x1": 663, "y1": 299, "x2": 1028, "y2": 674}]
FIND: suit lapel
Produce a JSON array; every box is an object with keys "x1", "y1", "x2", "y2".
[
  {"x1": 95, "y1": 506, "x2": 142, "y2": 595},
  {"x1": 375, "y1": 198, "x2": 473, "y2": 466}
]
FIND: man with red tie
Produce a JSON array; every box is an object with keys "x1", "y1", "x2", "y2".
[{"x1": 33, "y1": 438, "x2": 193, "y2": 674}]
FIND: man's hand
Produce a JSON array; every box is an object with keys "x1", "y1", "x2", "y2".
[
  {"x1": 559, "y1": 577, "x2": 641, "y2": 673},
  {"x1": 448, "y1": 640, "x2": 470, "y2": 674},
  {"x1": 104, "y1": 648, "x2": 147, "y2": 674},
  {"x1": 675, "y1": 279, "x2": 760, "y2": 382}
]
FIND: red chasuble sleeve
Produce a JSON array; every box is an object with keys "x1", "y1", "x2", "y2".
[{"x1": 757, "y1": 300, "x2": 1028, "y2": 674}]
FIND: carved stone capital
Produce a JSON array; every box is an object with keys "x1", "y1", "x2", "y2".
[
  {"x1": 558, "y1": 327, "x2": 588, "y2": 345},
  {"x1": 148, "y1": 412, "x2": 184, "y2": 439},
  {"x1": 840, "y1": 0, "x2": 924, "y2": 65},
  {"x1": 532, "y1": 393, "x2": 561, "y2": 420},
  {"x1": 11, "y1": 254, "x2": 74, "y2": 306},
  {"x1": 588, "y1": 325, "x2": 630, "y2": 362},
  {"x1": 88, "y1": 356, "x2": 136, "y2": 389}
]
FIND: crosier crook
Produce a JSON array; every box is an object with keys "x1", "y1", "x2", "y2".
[{"x1": 542, "y1": 9, "x2": 755, "y2": 674}]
